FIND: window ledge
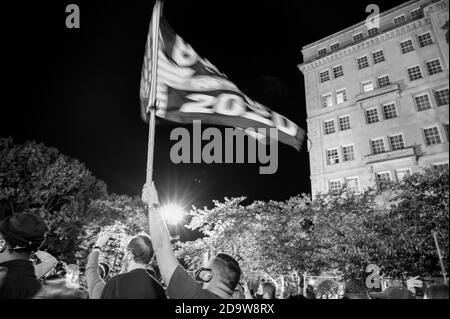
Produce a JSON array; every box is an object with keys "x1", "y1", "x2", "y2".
[
  {"x1": 365, "y1": 146, "x2": 416, "y2": 165},
  {"x1": 356, "y1": 83, "x2": 400, "y2": 102}
]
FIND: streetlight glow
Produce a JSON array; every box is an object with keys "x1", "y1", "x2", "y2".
[{"x1": 160, "y1": 203, "x2": 185, "y2": 225}]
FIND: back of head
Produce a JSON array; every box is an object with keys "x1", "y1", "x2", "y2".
[
  {"x1": 126, "y1": 234, "x2": 154, "y2": 265},
  {"x1": 212, "y1": 253, "x2": 241, "y2": 291},
  {"x1": 0, "y1": 213, "x2": 48, "y2": 256},
  {"x1": 425, "y1": 284, "x2": 449, "y2": 299},
  {"x1": 261, "y1": 282, "x2": 276, "y2": 299}
]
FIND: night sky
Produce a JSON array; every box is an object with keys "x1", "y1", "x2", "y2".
[{"x1": 2, "y1": 0, "x2": 405, "y2": 210}]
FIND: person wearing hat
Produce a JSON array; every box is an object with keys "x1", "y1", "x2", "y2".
[{"x1": 0, "y1": 213, "x2": 49, "y2": 299}]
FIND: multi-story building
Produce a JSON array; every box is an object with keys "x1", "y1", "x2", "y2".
[{"x1": 298, "y1": 0, "x2": 449, "y2": 196}]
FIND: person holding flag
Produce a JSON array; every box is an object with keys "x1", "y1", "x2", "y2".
[
  {"x1": 138, "y1": 1, "x2": 303, "y2": 300},
  {"x1": 142, "y1": 181, "x2": 241, "y2": 299},
  {"x1": 140, "y1": 1, "x2": 306, "y2": 185}
]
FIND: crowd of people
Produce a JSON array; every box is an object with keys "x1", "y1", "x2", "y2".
[{"x1": 0, "y1": 183, "x2": 448, "y2": 299}]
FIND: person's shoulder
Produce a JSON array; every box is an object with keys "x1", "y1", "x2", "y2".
[
  {"x1": 111, "y1": 269, "x2": 149, "y2": 283},
  {"x1": 108, "y1": 272, "x2": 131, "y2": 281}
]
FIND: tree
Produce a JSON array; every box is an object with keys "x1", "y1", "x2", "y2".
[
  {"x1": 176, "y1": 169, "x2": 449, "y2": 281},
  {"x1": 380, "y1": 169, "x2": 449, "y2": 277},
  {"x1": 0, "y1": 137, "x2": 107, "y2": 262},
  {"x1": 76, "y1": 194, "x2": 148, "y2": 272}
]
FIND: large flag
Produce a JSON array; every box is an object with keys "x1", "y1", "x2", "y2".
[{"x1": 140, "y1": 16, "x2": 305, "y2": 150}]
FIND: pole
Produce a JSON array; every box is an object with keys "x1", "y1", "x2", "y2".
[
  {"x1": 432, "y1": 231, "x2": 448, "y2": 283},
  {"x1": 303, "y1": 272, "x2": 307, "y2": 296},
  {"x1": 146, "y1": 0, "x2": 163, "y2": 184}
]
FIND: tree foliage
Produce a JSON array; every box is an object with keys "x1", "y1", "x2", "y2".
[
  {"x1": 76, "y1": 194, "x2": 148, "y2": 271},
  {"x1": 176, "y1": 169, "x2": 449, "y2": 280},
  {"x1": 0, "y1": 137, "x2": 108, "y2": 262}
]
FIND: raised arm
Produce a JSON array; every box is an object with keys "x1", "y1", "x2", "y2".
[
  {"x1": 142, "y1": 182, "x2": 179, "y2": 285},
  {"x1": 86, "y1": 233, "x2": 110, "y2": 299}
]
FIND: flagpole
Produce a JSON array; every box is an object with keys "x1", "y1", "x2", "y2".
[
  {"x1": 432, "y1": 231, "x2": 448, "y2": 284},
  {"x1": 146, "y1": 0, "x2": 163, "y2": 184}
]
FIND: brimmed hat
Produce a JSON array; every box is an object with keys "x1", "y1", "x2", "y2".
[
  {"x1": 369, "y1": 286, "x2": 416, "y2": 299},
  {"x1": 0, "y1": 213, "x2": 48, "y2": 251},
  {"x1": 34, "y1": 250, "x2": 58, "y2": 279}
]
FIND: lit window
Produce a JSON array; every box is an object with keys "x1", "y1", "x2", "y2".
[
  {"x1": 414, "y1": 94, "x2": 432, "y2": 111},
  {"x1": 324, "y1": 120, "x2": 336, "y2": 135},
  {"x1": 433, "y1": 162, "x2": 449, "y2": 172},
  {"x1": 383, "y1": 103, "x2": 398, "y2": 120},
  {"x1": 394, "y1": 15, "x2": 406, "y2": 24},
  {"x1": 434, "y1": 88, "x2": 449, "y2": 106},
  {"x1": 410, "y1": 8, "x2": 422, "y2": 19},
  {"x1": 426, "y1": 59, "x2": 443, "y2": 75},
  {"x1": 342, "y1": 145, "x2": 355, "y2": 161},
  {"x1": 396, "y1": 169, "x2": 411, "y2": 181},
  {"x1": 336, "y1": 89, "x2": 347, "y2": 104},
  {"x1": 346, "y1": 177, "x2": 360, "y2": 193},
  {"x1": 389, "y1": 134, "x2": 405, "y2": 150},
  {"x1": 371, "y1": 138, "x2": 385, "y2": 154},
  {"x1": 376, "y1": 171, "x2": 392, "y2": 190},
  {"x1": 357, "y1": 56, "x2": 369, "y2": 69},
  {"x1": 328, "y1": 179, "x2": 342, "y2": 193},
  {"x1": 366, "y1": 108, "x2": 380, "y2": 124},
  {"x1": 320, "y1": 70, "x2": 330, "y2": 83},
  {"x1": 418, "y1": 32, "x2": 433, "y2": 47},
  {"x1": 339, "y1": 116, "x2": 351, "y2": 131},
  {"x1": 400, "y1": 39, "x2": 414, "y2": 54},
  {"x1": 362, "y1": 81, "x2": 374, "y2": 93},
  {"x1": 407, "y1": 65, "x2": 423, "y2": 81},
  {"x1": 368, "y1": 28, "x2": 379, "y2": 36},
  {"x1": 372, "y1": 50, "x2": 385, "y2": 64},
  {"x1": 321, "y1": 94, "x2": 333, "y2": 108},
  {"x1": 333, "y1": 65, "x2": 344, "y2": 78},
  {"x1": 377, "y1": 75, "x2": 390, "y2": 87},
  {"x1": 353, "y1": 33, "x2": 364, "y2": 42},
  {"x1": 331, "y1": 42, "x2": 340, "y2": 51},
  {"x1": 326, "y1": 148, "x2": 339, "y2": 165},
  {"x1": 423, "y1": 127, "x2": 442, "y2": 145},
  {"x1": 318, "y1": 48, "x2": 327, "y2": 57}
]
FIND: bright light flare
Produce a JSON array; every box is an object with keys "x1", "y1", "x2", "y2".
[{"x1": 160, "y1": 203, "x2": 185, "y2": 225}]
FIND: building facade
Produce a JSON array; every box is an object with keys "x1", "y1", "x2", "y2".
[{"x1": 298, "y1": 0, "x2": 449, "y2": 196}]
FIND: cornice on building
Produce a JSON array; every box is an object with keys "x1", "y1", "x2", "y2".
[
  {"x1": 300, "y1": 0, "x2": 427, "y2": 52},
  {"x1": 298, "y1": 17, "x2": 431, "y2": 73}
]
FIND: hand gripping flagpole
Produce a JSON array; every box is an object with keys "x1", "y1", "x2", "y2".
[{"x1": 146, "y1": 0, "x2": 163, "y2": 185}]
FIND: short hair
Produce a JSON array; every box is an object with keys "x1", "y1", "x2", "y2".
[
  {"x1": 212, "y1": 253, "x2": 241, "y2": 290},
  {"x1": 126, "y1": 234, "x2": 154, "y2": 265},
  {"x1": 425, "y1": 284, "x2": 449, "y2": 299},
  {"x1": 261, "y1": 282, "x2": 276, "y2": 298}
]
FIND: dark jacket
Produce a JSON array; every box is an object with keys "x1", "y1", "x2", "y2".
[
  {"x1": 0, "y1": 259, "x2": 42, "y2": 299},
  {"x1": 100, "y1": 268, "x2": 166, "y2": 299}
]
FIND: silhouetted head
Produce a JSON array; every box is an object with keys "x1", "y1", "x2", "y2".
[
  {"x1": 425, "y1": 284, "x2": 449, "y2": 299},
  {"x1": 257, "y1": 282, "x2": 276, "y2": 299},
  {"x1": 0, "y1": 213, "x2": 48, "y2": 262}
]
